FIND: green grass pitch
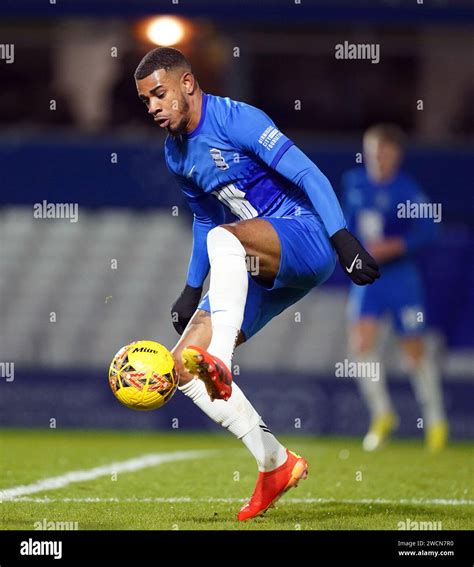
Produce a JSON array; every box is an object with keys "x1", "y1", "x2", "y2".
[{"x1": 1, "y1": 429, "x2": 472, "y2": 530}]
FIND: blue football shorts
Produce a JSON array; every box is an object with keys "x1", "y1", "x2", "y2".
[
  {"x1": 198, "y1": 212, "x2": 336, "y2": 340},
  {"x1": 347, "y1": 261, "x2": 426, "y2": 336}
]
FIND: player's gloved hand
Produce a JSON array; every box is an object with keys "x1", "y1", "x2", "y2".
[
  {"x1": 330, "y1": 228, "x2": 380, "y2": 285},
  {"x1": 171, "y1": 284, "x2": 203, "y2": 334}
]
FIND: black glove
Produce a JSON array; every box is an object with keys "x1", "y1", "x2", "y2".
[
  {"x1": 330, "y1": 228, "x2": 380, "y2": 285},
  {"x1": 171, "y1": 284, "x2": 203, "y2": 335}
]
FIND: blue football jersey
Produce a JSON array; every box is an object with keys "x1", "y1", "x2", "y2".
[
  {"x1": 341, "y1": 166, "x2": 437, "y2": 262},
  {"x1": 164, "y1": 92, "x2": 346, "y2": 287},
  {"x1": 342, "y1": 166, "x2": 436, "y2": 333},
  {"x1": 164, "y1": 93, "x2": 313, "y2": 220}
]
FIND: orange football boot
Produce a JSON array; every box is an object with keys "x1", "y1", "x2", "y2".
[
  {"x1": 237, "y1": 449, "x2": 309, "y2": 521},
  {"x1": 181, "y1": 345, "x2": 233, "y2": 401}
]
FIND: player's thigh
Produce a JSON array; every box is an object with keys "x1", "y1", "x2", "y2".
[
  {"x1": 221, "y1": 219, "x2": 281, "y2": 283},
  {"x1": 172, "y1": 309, "x2": 245, "y2": 385},
  {"x1": 348, "y1": 317, "x2": 380, "y2": 354}
]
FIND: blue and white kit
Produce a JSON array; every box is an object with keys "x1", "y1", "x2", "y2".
[
  {"x1": 165, "y1": 93, "x2": 346, "y2": 339},
  {"x1": 341, "y1": 167, "x2": 437, "y2": 336}
]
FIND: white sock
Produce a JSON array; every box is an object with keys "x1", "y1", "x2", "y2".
[
  {"x1": 409, "y1": 355, "x2": 446, "y2": 427},
  {"x1": 179, "y1": 379, "x2": 286, "y2": 472},
  {"x1": 241, "y1": 419, "x2": 288, "y2": 472},
  {"x1": 206, "y1": 227, "x2": 248, "y2": 370},
  {"x1": 354, "y1": 351, "x2": 393, "y2": 419},
  {"x1": 179, "y1": 378, "x2": 260, "y2": 437}
]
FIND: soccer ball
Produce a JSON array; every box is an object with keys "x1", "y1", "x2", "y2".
[{"x1": 108, "y1": 340, "x2": 178, "y2": 411}]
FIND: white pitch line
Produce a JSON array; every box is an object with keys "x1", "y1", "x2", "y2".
[
  {"x1": 0, "y1": 450, "x2": 213, "y2": 502},
  {"x1": 5, "y1": 496, "x2": 473, "y2": 506}
]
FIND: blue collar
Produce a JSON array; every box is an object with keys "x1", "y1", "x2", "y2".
[{"x1": 186, "y1": 92, "x2": 208, "y2": 139}]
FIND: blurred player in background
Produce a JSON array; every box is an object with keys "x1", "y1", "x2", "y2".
[
  {"x1": 341, "y1": 124, "x2": 448, "y2": 453},
  {"x1": 135, "y1": 47, "x2": 379, "y2": 520}
]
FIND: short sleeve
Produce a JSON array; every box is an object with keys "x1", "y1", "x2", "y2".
[{"x1": 226, "y1": 103, "x2": 294, "y2": 169}]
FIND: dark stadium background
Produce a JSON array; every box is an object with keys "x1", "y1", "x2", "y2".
[{"x1": 0, "y1": 0, "x2": 473, "y2": 440}]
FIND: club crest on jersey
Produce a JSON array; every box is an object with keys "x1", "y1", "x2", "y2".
[{"x1": 209, "y1": 148, "x2": 229, "y2": 170}]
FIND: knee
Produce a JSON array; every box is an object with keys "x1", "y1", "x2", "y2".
[
  {"x1": 349, "y1": 320, "x2": 379, "y2": 355},
  {"x1": 219, "y1": 223, "x2": 237, "y2": 235},
  {"x1": 401, "y1": 338, "x2": 425, "y2": 371},
  {"x1": 349, "y1": 331, "x2": 376, "y2": 355},
  {"x1": 207, "y1": 224, "x2": 238, "y2": 245},
  {"x1": 403, "y1": 350, "x2": 424, "y2": 372},
  {"x1": 207, "y1": 224, "x2": 246, "y2": 258}
]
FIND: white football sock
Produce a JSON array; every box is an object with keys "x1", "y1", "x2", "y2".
[
  {"x1": 181, "y1": 226, "x2": 286, "y2": 472},
  {"x1": 206, "y1": 227, "x2": 248, "y2": 370},
  {"x1": 241, "y1": 419, "x2": 288, "y2": 472},
  {"x1": 179, "y1": 378, "x2": 259, "y2": 437},
  {"x1": 179, "y1": 378, "x2": 286, "y2": 472},
  {"x1": 409, "y1": 355, "x2": 446, "y2": 427},
  {"x1": 354, "y1": 351, "x2": 394, "y2": 419}
]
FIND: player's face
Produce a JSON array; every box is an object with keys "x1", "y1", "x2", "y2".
[
  {"x1": 136, "y1": 69, "x2": 191, "y2": 136},
  {"x1": 363, "y1": 136, "x2": 402, "y2": 184}
]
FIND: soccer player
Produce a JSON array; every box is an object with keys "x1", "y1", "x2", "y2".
[
  {"x1": 341, "y1": 124, "x2": 448, "y2": 453},
  {"x1": 135, "y1": 47, "x2": 379, "y2": 520}
]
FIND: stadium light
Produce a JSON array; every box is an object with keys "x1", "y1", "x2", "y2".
[{"x1": 145, "y1": 16, "x2": 186, "y2": 46}]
